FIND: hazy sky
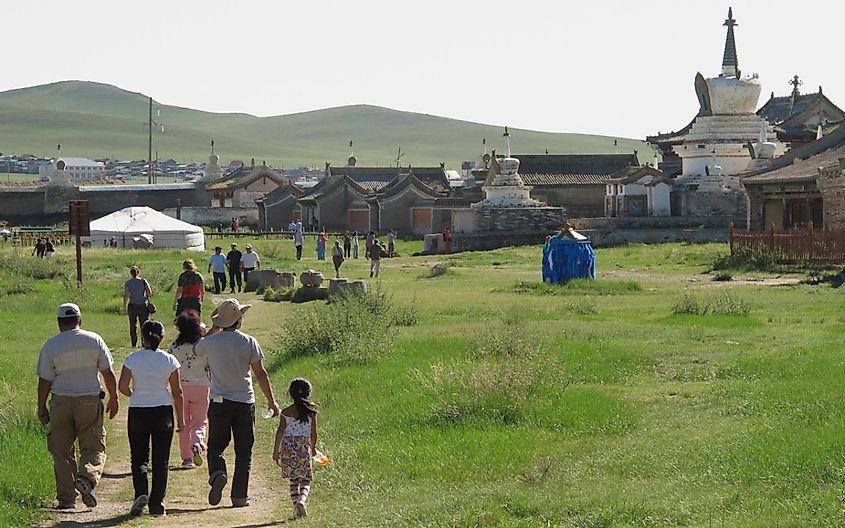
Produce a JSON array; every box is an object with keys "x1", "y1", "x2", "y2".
[{"x1": 3, "y1": 0, "x2": 843, "y2": 139}]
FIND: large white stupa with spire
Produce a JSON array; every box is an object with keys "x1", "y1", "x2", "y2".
[{"x1": 675, "y1": 7, "x2": 785, "y2": 190}]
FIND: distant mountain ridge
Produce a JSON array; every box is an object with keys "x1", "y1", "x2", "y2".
[{"x1": 0, "y1": 80, "x2": 650, "y2": 168}]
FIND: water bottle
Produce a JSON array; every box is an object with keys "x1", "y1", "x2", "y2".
[
  {"x1": 262, "y1": 408, "x2": 275, "y2": 419},
  {"x1": 312, "y1": 450, "x2": 329, "y2": 467}
]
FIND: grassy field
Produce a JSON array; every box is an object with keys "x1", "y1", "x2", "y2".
[
  {"x1": 1, "y1": 240, "x2": 844, "y2": 527},
  {"x1": 0, "y1": 81, "x2": 652, "y2": 167}
]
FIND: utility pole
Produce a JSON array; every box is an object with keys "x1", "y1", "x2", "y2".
[{"x1": 148, "y1": 96, "x2": 153, "y2": 184}]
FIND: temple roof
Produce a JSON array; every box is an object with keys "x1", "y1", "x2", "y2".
[
  {"x1": 206, "y1": 165, "x2": 288, "y2": 191},
  {"x1": 255, "y1": 181, "x2": 304, "y2": 206},
  {"x1": 743, "y1": 124, "x2": 845, "y2": 185},
  {"x1": 512, "y1": 153, "x2": 640, "y2": 185},
  {"x1": 757, "y1": 90, "x2": 845, "y2": 128},
  {"x1": 606, "y1": 166, "x2": 672, "y2": 186},
  {"x1": 324, "y1": 165, "x2": 449, "y2": 194}
]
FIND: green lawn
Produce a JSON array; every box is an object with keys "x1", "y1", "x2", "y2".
[{"x1": 1, "y1": 240, "x2": 843, "y2": 527}]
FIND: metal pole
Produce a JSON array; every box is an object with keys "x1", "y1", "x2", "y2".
[
  {"x1": 148, "y1": 96, "x2": 153, "y2": 185},
  {"x1": 75, "y1": 233, "x2": 83, "y2": 286}
]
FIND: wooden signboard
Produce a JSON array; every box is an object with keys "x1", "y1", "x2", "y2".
[{"x1": 69, "y1": 200, "x2": 91, "y2": 237}]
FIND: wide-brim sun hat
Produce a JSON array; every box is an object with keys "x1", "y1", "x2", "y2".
[{"x1": 211, "y1": 298, "x2": 252, "y2": 328}]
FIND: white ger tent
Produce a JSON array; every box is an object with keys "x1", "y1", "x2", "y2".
[{"x1": 85, "y1": 207, "x2": 205, "y2": 251}]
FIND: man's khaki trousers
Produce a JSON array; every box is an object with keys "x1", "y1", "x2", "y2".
[{"x1": 47, "y1": 394, "x2": 107, "y2": 503}]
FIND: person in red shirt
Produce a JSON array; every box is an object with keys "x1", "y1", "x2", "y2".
[
  {"x1": 173, "y1": 259, "x2": 205, "y2": 317},
  {"x1": 442, "y1": 227, "x2": 453, "y2": 253}
]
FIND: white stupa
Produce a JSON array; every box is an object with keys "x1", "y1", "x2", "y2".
[
  {"x1": 473, "y1": 127, "x2": 543, "y2": 208},
  {"x1": 203, "y1": 139, "x2": 223, "y2": 180},
  {"x1": 675, "y1": 7, "x2": 785, "y2": 189}
]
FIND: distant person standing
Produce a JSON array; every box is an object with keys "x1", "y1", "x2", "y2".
[
  {"x1": 365, "y1": 231, "x2": 375, "y2": 259},
  {"x1": 37, "y1": 303, "x2": 119, "y2": 509},
  {"x1": 167, "y1": 314, "x2": 209, "y2": 469},
  {"x1": 387, "y1": 229, "x2": 396, "y2": 258},
  {"x1": 316, "y1": 230, "x2": 327, "y2": 261},
  {"x1": 331, "y1": 241, "x2": 344, "y2": 278},
  {"x1": 174, "y1": 259, "x2": 204, "y2": 317},
  {"x1": 33, "y1": 238, "x2": 46, "y2": 258},
  {"x1": 227, "y1": 243, "x2": 243, "y2": 294},
  {"x1": 294, "y1": 222, "x2": 304, "y2": 261},
  {"x1": 241, "y1": 245, "x2": 260, "y2": 284},
  {"x1": 352, "y1": 232, "x2": 359, "y2": 259},
  {"x1": 343, "y1": 232, "x2": 351, "y2": 259},
  {"x1": 287, "y1": 220, "x2": 297, "y2": 232},
  {"x1": 196, "y1": 299, "x2": 280, "y2": 508},
  {"x1": 442, "y1": 227, "x2": 453, "y2": 254},
  {"x1": 119, "y1": 320, "x2": 184, "y2": 517},
  {"x1": 45, "y1": 238, "x2": 56, "y2": 257},
  {"x1": 208, "y1": 246, "x2": 228, "y2": 294},
  {"x1": 370, "y1": 239, "x2": 384, "y2": 278},
  {"x1": 123, "y1": 265, "x2": 152, "y2": 348}
]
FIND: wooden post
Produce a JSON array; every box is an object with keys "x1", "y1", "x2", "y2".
[
  {"x1": 808, "y1": 221, "x2": 814, "y2": 261},
  {"x1": 68, "y1": 201, "x2": 90, "y2": 287},
  {"x1": 75, "y1": 234, "x2": 82, "y2": 285},
  {"x1": 768, "y1": 222, "x2": 776, "y2": 252}
]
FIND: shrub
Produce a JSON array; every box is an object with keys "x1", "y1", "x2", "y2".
[
  {"x1": 262, "y1": 287, "x2": 276, "y2": 301},
  {"x1": 712, "y1": 272, "x2": 732, "y2": 282},
  {"x1": 504, "y1": 279, "x2": 640, "y2": 296},
  {"x1": 415, "y1": 315, "x2": 561, "y2": 425},
  {"x1": 0, "y1": 253, "x2": 68, "y2": 280},
  {"x1": 710, "y1": 247, "x2": 790, "y2": 273},
  {"x1": 672, "y1": 292, "x2": 750, "y2": 316},
  {"x1": 391, "y1": 297, "x2": 418, "y2": 327},
  {"x1": 271, "y1": 289, "x2": 399, "y2": 365}
]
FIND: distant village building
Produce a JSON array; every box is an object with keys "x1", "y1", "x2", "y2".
[
  {"x1": 256, "y1": 182, "x2": 304, "y2": 231},
  {"x1": 39, "y1": 157, "x2": 106, "y2": 181}
]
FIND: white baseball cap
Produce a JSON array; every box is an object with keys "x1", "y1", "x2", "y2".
[{"x1": 57, "y1": 303, "x2": 81, "y2": 318}]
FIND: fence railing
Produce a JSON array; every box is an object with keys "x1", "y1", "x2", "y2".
[{"x1": 729, "y1": 222, "x2": 845, "y2": 264}]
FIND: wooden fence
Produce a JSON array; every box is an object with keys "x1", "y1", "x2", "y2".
[{"x1": 729, "y1": 222, "x2": 845, "y2": 264}]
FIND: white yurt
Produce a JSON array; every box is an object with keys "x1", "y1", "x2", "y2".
[{"x1": 85, "y1": 207, "x2": 205, "y2": 251}]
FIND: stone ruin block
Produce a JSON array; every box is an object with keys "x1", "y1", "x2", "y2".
[
  {"x1": 299, "y1": 269, "x2": 325, "y2": 288},
  {"x1": 327, "y1": 278, "x2": 368, "y2": 298},
  {"x1": 244, "y1": 268, "x2": 295, "y2": 292}
]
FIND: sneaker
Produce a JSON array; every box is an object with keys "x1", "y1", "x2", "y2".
[
  {"x1": 74, "y1": 476, "x2": 97, "y2": 508},
  {"x1": 181, "y1": 458, "x2": 196, "y2": 469},
  {"x1": 149, "y1": 505, "x2": 166, "y2": 517},
  {"x1": 208, "y1": 472, "x2": 227, "y2": 506},
  {"x1": 192, "y1": 443, "x2": 203, "y2": 467},
  {"x1": 56, "y1": 501, "x2": 76, "y2": 510},
  {"x1": 130, "y1": 495, "x2": 148, "y2": 516},
  {"x1": 231, "y1": 497, "x2": 249, "y2": 508},
  {"x1": 295, "y1": 502, "x2": 307, "y2": 518}
]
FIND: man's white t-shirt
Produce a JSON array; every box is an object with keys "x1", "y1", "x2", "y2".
[
  {"x1": 241, "y1": 251, "x2": 259, "y2": 268},
  {"x1": 123, "y1": 348, "x2": 180, "y2": 407},
  {"x1": 37, "y1": 329, "x2": 113, "y2": 397}
]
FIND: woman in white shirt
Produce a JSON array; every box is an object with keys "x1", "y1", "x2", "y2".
[
  {"x1": 167, "y1": 314, "x2": 210, "y2": 468},
  {"x1": 119, "y1": 320, "x2": 184, "y2": 517}
]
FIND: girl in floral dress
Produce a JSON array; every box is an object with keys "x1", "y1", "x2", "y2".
[{"x1": 273, "y1": 378, "x2": 319, "y2": 519}]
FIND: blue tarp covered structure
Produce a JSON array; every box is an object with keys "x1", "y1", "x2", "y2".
[{"x1": 542, "y1": 230, "x2": 596, "y2": 283}]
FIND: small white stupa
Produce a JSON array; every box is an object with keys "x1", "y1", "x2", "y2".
[
  {"x1": 675, "y1": 7, "x2": 785, "y2": 189},
  {"x1": 203, "y1": 139, "x2": 223, "y2": 180},
  {"x1": 473, "y1": 127, "x2": 543, "y2": 208}
]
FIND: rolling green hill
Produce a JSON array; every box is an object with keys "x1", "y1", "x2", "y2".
[{"x1": 0, "y1": 80, "x2": 651, "y2": 168}]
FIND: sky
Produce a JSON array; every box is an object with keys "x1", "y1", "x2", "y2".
[{"x1": 3, "y1": 0, "x2": 844, "y2": 139}]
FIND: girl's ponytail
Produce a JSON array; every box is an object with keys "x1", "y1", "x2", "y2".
[{"x1": 289, "y1": 378, "x2": 319, "y2": 423}]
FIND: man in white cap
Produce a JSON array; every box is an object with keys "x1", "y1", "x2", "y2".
[
  {"x1": 196, "y1": 299, "x2": 279, "y2": 508},
  {"x1": 36, "y1": 303, "x2": 119, "y2": 509}
]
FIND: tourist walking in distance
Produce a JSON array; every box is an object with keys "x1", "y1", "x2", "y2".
[
  {"x1": 33, "y1": 237, "x2": 46, "y2": 258},
  {"x1": 37, "y1": 303, "x2": 119, "y2": 509},
  {"x1": 352, "y1": 232, "x2": 359, "y2": 259},
  {"x1": 294, "y1": 221, "x2": 304, "y2": 261},
  {"x1": 316, "y1": 230, "x2": 327, "y2": 261},
  {"x1": 174, "y1": 259, "x2": 204, "y2": 317},
  {"x1": 331, "y1": 241, "x2": 344, "y2": 278},
  {"x1": 442, "y1": 227, "x2": 453, "y2": 253},
  {"x1": 370, "y1": 239, "x2": 384, "y2": 278},
  {"x1": 167, "y1": 314, "x2": 210, "y2": 469},
  {"x1": 119, "y1": 320, "x2": 184, "y2": 517},
  {"x1": 196, "y1": 299, "x2": 279, "y2": 507},
  {"x1": 364, "y1": 230, "x2": 375, "y2": 259},
  {"x1": 387, "y1": 229, "x2": 396, "y2": 257},
  {"x1": 45, "y1": 238, "x2": 56, "y2": 257},
  {"x1": 287, "y1": 220, "x2": 297, "y2": 232},
  {"x1": 123, "y1": 265, "x2": 152, "y2": 347},
  {"x1": 273, "y1": 378, "x2": 319, "y2": 520},
  {"x1": 227, "y1": 243, "x2": 243, "y2": 293},
  {"x1": 208, "y1": 246, "x2": 228, "y2": 294},
  {"x1": 240, "y1": 244, "x2": 260, "y2": 284},
  {"x1": 343, "y1": 232, "x2": 351, "y2": 258}
]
